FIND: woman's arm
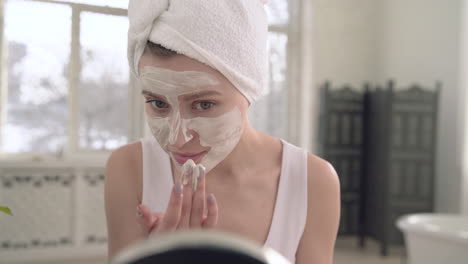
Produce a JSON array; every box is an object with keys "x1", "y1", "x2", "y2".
[
  {"x1": 104, "y1": 143, "x2": 146, "y2": 260},
  {"x1": 296, "y1": 155, "x2": 341, "y2": 264}
]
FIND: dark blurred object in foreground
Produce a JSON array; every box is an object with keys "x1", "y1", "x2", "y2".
[{"x1": 112, "y1": 231, "x2": 291, "y2": 264}]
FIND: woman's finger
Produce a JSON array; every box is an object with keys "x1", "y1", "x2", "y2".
[
  {"x1": 158, "y1": 183, "x2": 184, "y2": 232},
  {"x1": 148, "y1": 212, "x2": 164, "y2": 234},
  {"x1": 136, "y1": 204, "x2": 158, "y2": 233},
  {"x1": 202, "y1": 193, "x2": 218, "y2": 228},
  {"x1": 190, "y1": 165, "x2": 206, "y2": 228},
  {"x1": 177, "y1": 168, "x2": 194, "y2": 229}
]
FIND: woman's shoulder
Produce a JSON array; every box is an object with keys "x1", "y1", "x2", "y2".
[
  {"x1": 272, "y1": 138, "x2": 337, "y2": 182},
  {"x1": 276, "y1": 137, "x2": 339, "y2": 191},
  {"x1": 105, "y1": 140, "x2": 144, "y2": 198},
  {"x1": 306, "y1": 153, "x2": 335, "y2": 174},
  {"x1": 306, "y1": 152, "x2": 339, "y2": 189},
  {"x1": 106, "y1": 140, "x2": 143, "y2": 169}
]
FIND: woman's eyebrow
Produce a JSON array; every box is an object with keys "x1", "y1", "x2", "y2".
[
  {"x1": 183, "y1": 90, "x2": 222, "y2": 101},
  {"x1": 141, "y1": 90, "x2": 222, "y2": 100},
  {"x1": 141, "y1": 90, "x2": 161, "y2": 98}
]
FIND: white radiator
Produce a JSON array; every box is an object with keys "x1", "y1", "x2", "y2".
[{"x1": 0, "y1": 161, "x2": 108, "y2": 263}]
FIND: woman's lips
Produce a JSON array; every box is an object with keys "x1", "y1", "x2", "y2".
[{"x1": 171, "y1": 151, "x2": 206, "y2": 165}]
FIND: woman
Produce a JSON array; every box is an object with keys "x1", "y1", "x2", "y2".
[{"x1": 105, "y1": 1, "x2": 340, "y2": 263}]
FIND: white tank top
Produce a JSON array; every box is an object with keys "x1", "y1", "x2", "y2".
[{"x1": 140, "y1": 136, "x2": 308, "y2": 263}]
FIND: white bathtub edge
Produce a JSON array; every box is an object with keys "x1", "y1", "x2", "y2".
[{"x1": 396, "y1": 214, "x2": 468, "y2": 245}]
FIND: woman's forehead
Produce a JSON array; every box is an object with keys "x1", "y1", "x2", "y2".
[
  {"x1": 138, "y1": 53, "x2": 239, "y2": 98},
  {"x1": 141, "y1": 66, "x2": 219, "y2": 86},
  {"x1": 140, "y1": 67, "x2": 233, "y2": 98},
  {"x1": 139, "y1": 51, "x2": 224, "y2": 79}
]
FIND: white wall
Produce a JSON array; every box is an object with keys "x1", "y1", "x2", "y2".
[
  {"x1": 378, "y1": 0, "x2": 463, "y2": 213},
  {"x1": 312, "y1": 0, "x2": 381, "y2": 88},
  {"x1": 313, "y1": 0, "x2": 465, "y2": 213},
  {"x1": 461, "y1": 0, "x2": 468, "y2": 215}
]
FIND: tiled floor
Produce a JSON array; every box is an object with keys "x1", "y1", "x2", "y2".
[{"x1": 334, "y1": 236, "x2": 406, "y2": 264}]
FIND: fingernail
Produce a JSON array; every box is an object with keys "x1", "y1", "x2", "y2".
[
  {"x1": 180, "y1": 174, "x2": 186, "y2": 186},
  {"x1": 182, "y1": 160, "x2": 195, "y2": 186},
  {"x1": 187, "y1": 164, "x2": 193, "y2": 175},
  {"x1": 192, "y1": 165, "x2": 200, "y2": 191},
  {"x1": 198, "y1": 165, "x2": 206, "y2": 180},
  {"x1": 208, "y1": 194, "x2": 216, "y2": 205},
  {"x1": 180, "y1": 168, "x2": 187, "y2": 186},
  {"x1": 182, "y1": 174, "x2": 189, "y2": 186},
  {"x1": 175, "y1": 183, "x2": 183, "y2": 194},
  {"x1": 184, "y1": 167, "x2": 192, "y2": 186},
  {"x1": 136, "y1": 206, "x2": 143, "y2": 217}
]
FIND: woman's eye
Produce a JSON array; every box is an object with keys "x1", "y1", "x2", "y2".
[
  {"x1": 146, "y1": 99, "x2": 169, "y2": 109},
  {"x1": 194, "y1": 101, "x2": 215, "y2": 111}
]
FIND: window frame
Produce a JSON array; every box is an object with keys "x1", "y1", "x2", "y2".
[{"x1": 258, "y1": 0, "x2": 314, "y2": 152}]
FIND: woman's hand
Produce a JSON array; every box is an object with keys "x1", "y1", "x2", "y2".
[{"x1": 136, "y1": 164, "x2": 218, "y2": 235}]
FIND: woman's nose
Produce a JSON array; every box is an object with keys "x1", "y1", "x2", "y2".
[{"x1": 168, "y1": 119, "x2": 196, "y2": 149}]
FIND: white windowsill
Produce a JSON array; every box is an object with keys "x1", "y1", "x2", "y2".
[{"x1": 0, "y1": 153, "x2": 109, "y2": 168}]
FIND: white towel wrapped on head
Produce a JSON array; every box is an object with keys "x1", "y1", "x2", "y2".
[{"x1": 128, "y1": 0, "x2": 268, "y2": 103}]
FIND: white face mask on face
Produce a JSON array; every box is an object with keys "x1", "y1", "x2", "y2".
[{"x1": 140, "y1": 67, "x2": 243, "y2": 173}]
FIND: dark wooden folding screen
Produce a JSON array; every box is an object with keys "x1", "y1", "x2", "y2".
[
  {"x1": 360, "y1": 81, "x2": 440, "y2": 255},
  {"x1": 318, "y1": 82, "x2": 366, "y2": 235},
  {"x1": 319, "y1": 81, "x2": 439, "y2": 256}
]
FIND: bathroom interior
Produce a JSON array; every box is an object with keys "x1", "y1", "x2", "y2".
[{"x1": 0, "y1": 0, "x2": 467, "y2": 263}]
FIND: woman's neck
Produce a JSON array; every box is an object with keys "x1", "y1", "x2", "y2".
[{"x1": 207, "y1": 124, "x2": 276, "y2": 184}]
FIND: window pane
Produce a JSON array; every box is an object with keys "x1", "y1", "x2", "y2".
[
  {"x1": 56, "y1": 0, "x2": 128, "y2": 9},
  {"x1": 79, "y1": 12, "x2": 129, "y2": 150},
  {"x1": 249, "y1": 32, "x2": 288, "y2": 139},
  {"x1": 1, "y1": 0, "x2": 71, "y2": 153},
  {"x1": 265, "y1": 0, "x2": 289, "y2": 25}
]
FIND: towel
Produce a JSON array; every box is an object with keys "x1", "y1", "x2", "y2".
[{"x1": 128, "y1": 0, "x2": 268, "y2": 103}]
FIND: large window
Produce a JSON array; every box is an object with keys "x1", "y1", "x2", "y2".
[
  {"x1": 0, "y1": 0, "x2": 129, "y2": 155},
  {"x1": 0, "y1": 0, "x2": 293, "y2": 157}
]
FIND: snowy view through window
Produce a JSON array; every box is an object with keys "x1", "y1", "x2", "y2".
[
  {"x1": 2, "y1": 0, "x2": 129, "y2": 153},
  {"x1": 3, "y1": 1, "x2": 71, "y2": 153}
]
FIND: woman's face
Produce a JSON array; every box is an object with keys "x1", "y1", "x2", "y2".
[{"x1": 138, "y1": 52, "x2": 249, "y2": 172}]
